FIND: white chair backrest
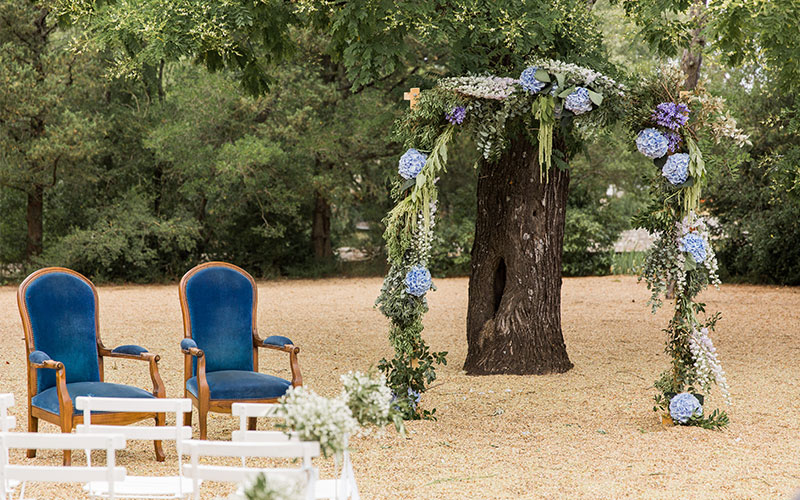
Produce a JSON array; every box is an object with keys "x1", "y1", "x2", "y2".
[
  {"x1": 183, "y1": 440, "x2": 319, "y2": 500},
  {"x1": 0, "y1": 395, "x2": 14, "y2": 433},
  {"x1": 76, "y1": 397, "x2": 193, "y2": 498},
  {"x1": 0, "y1": 432, "x2": 125, "y2": 500}
]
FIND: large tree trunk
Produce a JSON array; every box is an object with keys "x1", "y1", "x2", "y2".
[
  {"x1": 311, "y1": 191, "x2": 332, "y2": 260},
  {"x1": 464, "y1": 137, "x2": 573, "y2": 375},
  {"x1": 680, "y1": 0, "x2": 706, "y2": 91},
  {"x1": 25, "y1": 184, "x2": 44, "y2": 259}
]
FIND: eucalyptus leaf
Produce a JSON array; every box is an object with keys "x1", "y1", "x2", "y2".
[
  {"x1": 534, "y1": 68, "x2": 551, "y2": 83},
  {"x1": 416, "y1": 173, "x2": 426, "y2": 188},
  {"x1": 558, "y1": 86, "x2": 576, "y2": 98},
  {"x1": 654, "y1": 156, "x2": 668, "y2": 169},
  {"x1": 684, "y1": 253, "x2": 697, "y2": 271},
  {"x1": 676, "y1": 177, "x2": 695, "y2": 188},
  {"x1": 555, "y1": 73, "x2": 565, "y2": 88},
  {"x1": 587, "y1": 89, "x2": 603, "y2": 106},
  {"x1": 400, "y1": 178, "x2": 416, "y2": 191}
]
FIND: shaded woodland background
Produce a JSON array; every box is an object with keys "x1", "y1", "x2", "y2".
[{"x1": 1, "y1": 1, "x2": 798, "y2": 285}]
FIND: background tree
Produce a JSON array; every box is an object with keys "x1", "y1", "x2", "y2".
[{"x1": 0, "y1": 0, "x2": 103, "y2": 259}]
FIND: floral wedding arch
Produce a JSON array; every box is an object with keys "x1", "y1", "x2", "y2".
[{"x1": 376, "y1": 60, "x2": 746, "y2": 427}]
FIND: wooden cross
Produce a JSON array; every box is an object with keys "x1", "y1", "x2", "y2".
[{"x1": 404, "y1": 87, "x2": 421, "y2": 109}]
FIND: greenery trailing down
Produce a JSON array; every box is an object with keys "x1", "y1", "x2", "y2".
[
  {"x1": 378, "y1": 62, "x2": 623, "y2": 418},
  {"x1": 630, "y1": 66, "x2": 749, "y2": 428}
]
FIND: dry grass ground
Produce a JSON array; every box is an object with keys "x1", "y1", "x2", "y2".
[{"x1": 1, "y1": 276, "x2": 799, "y2": 499}]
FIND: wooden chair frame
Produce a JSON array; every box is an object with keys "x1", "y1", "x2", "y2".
[
  {"x1": 179, "y1": 261, "x2": 302, "y2": 439},
  {"x1": 17, "y1": 267, "x2": 167, "y2": 466}
]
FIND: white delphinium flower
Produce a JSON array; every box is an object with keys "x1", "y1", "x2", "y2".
[
  {"x1": 414, "y1": 200, "x2": 437, "y2": 266},
  {"x1": 689, "y1": 327, "x2": 731, "y2": 405}
]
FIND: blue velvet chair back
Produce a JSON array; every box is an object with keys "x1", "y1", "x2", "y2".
[
  {"x1": 22, "y1": 271, "x2": 101, "y2": 393},
  {"x1": 183, "y1": 265, "x2": 255, "y2": 375}
]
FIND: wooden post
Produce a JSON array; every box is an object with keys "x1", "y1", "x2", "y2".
[{"x1": 404, "y1": 87, "x2": 421, "y2": 109}]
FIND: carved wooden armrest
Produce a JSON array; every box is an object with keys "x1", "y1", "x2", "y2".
[
  {"x1": 254, "y1": 336, "x2": 302, "y2": 387},
  {"x1": 28, "y1": 351, "x2": 72, "y2": 416},
  {"x1": 98, "y1": 344, "x2": 165, "y2": 398}
]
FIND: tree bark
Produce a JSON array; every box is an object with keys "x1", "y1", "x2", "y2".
[
  {"x1": 25, "y1": 184, "x2": 44, "y2": 259},
  {"x1": 464, "y1": 137, "x2": 573, "y2": 375},
  {"x1": 680, "y1": 0, "x2": 706, "y2": 91},
  {"x1": 311, "y1": 191, "x2": 332, "y2": 260}
]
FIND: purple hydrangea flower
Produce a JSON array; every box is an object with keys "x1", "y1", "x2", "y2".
[
  {"x1": 636, "y1": 128, "x2": 669, "y2": 159},
  {"x1": 404, "y1": 265, "x2": 432, "y2": 297},
  {"x1": 680, "y1": 232, "x2": 707, "y2": 263},
  {"x1": 652, "y1": 102, "x2": 690, "y2": 131},
  {"x1": 662, "y1": 153, "x2": 690, "y2": 185},
  {"x1": 519, "y1": 67, "x2": 546, "y2": 94},
  {"x1": 669, "y1": 392, "x2": 702, "y2": 424},
  {"x1": 398, "y1": 148, "x2": 427, "y2": 180},
  {"x1": 564, "y1": 87, "x2": 593, "y2": 115},
  {"x1": 446, "y1": 106, "x2": 466, "y2": 125}
]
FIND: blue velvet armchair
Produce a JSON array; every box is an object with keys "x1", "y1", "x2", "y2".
[
  {"x1": 17, "y1": 267, "x2": 166, "y2": 466},
  {"x1": 179, "y1": 262, "x2": 302, "y2": 439}
]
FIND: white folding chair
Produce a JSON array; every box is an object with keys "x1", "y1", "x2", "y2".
[
  {"x1": 183, "y1": 439, "x2": 319, "y2": 500},
  {"x1": 232, "y1": 403, "x2": 360, "y2": 500},
  {"x1": 76, "y1": 397, "x2": 195, "y2": 499},
  {"x1": 0, "y1": 432, "x2": 125, "y2": 500},
  {"x1": 0, "y1": 395, "x2": 18, "y2": 496}
]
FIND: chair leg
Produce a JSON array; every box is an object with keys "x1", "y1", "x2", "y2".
[
  {"x1": 198, "y1": 406, "x2": 208, "y2": 440},
  {"x1": 60, "y1": 413, "x2": 73, "y2": 466},
  {"x1": 247, "y1": 417, "x2": 257, "y2": 431},
  {"x1": 26, "y1": 414, "x2": 38, "y2": 458},
  {"x1": 154, "y1": 412, "x2": 166, "y2": 462},
  {"x1": 184, "y1": 408, "x2": 192, "y2": 427}
]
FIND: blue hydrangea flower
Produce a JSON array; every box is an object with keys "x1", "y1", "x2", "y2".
[
  {"x1": 404, "y1": 265, "x2": 432, "y2": 297},
  {"x1": 446, "y1": 106, "x2": 466, "y2": 125},
  {"x1": 680, "y1": 232, "x2": 707, "y2": 263},
  {"x1": 519, "y1": 67, "x2": 546, "y2": 94},
  {"x1": 652, "y1": 102, "x2": 690, "y2": 131},
  {"x1": 669, "y1": 392, "x2": 702, "y2": 424},
  {"x1": 398, "y1": 149, "x2": 427, "y2": 180},
  {"x1": 408, "y1": 388, "x2": 421, "y2": 411},
  {"x1": 662, "y1": 153, "x2": 690, "y2": 185},
  {"x1": 636, "y1": 128, "x2": 669, "y2": 159},
  {"x1": 564, "y1": 87, "x2": 593, "y2": 115}
]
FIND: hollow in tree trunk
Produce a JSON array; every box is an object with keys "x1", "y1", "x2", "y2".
[
  {"x1": 25, "y1": 184, "x2": 43, "y2": 259},
  {"x1": 311, "y1": 191, "x2": 332, "y2": 260},
  {"x1": 464, "y1": 137, "x2": 573, "y2": 375}
]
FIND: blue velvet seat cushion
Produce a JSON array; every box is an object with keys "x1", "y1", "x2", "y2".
[
  {"x1": 31, "y1": 381, "x2": 156, "y2": 415},
  {"x1": 186, "y1": 370, "x2": 291, "y2": 401}
]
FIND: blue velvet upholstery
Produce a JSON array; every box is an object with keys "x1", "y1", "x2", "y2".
[
  {"x1": 31, "y1": 381, "x2": 155, "y2": 415},
  {"x1": 185, "y1": 370, "x2": 291, "y2": 401},
  {"x1": 24, "y1": 272, "x2": 100, "y2": 394},
  {"x1": 184, "y1": 266, "x2": 254, "y2": 375},
  {"x1": 180, "y1": 338, "x2": 198, "y2": 350},
  {"x1": 111, "y1": 345, "x2": 148, "y2": 355},
  {"x1": 263, "y1": 335, "x2": 293, "y2": 347},
  {"x1": 29, "y1": 350, "x2": 51, "y2": 364}
]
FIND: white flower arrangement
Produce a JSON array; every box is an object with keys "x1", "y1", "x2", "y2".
[
  {"x1": 275, "y1": 386, "x2": 358, "y2": 458},
  {"x1": 439, "y1": 76, "x2": 518, "y2": 100},
  {"x1": 339, "y1": 370, "x2": 394, "y2": 431},
  {"x1": 220, "y1": 473, "x2": 305, "y2": 500}
]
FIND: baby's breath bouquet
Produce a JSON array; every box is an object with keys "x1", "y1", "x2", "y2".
[
  {"x1": 275, "y1": 387, "x2": 358, "y2": 457},
  {"x1": 339, "y1": 370, "x2": 406, "y2": 436},
  {"x1": 219, "y1": 473, "x2": 304, "y2": 500}
]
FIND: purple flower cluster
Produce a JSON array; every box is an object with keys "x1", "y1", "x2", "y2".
[
  {"x1": 446, "y1": 106, "x2": 466, "y2": 125},
  {"x1": 652, "y1": 102, "x2": 689, "y2": 131},
  {"x1": 665, "y1": 130, "x2": 683, "y2": 153}
]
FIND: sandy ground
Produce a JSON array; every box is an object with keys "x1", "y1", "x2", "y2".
[{"x1": 1, "y1": 276, "x2": 799, "y2": 500}]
